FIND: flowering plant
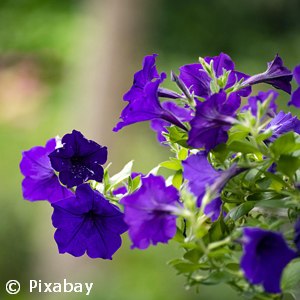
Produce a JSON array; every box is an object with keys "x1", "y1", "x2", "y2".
[{"x1": 20, "y1": 52, "x2": 300, "y2": 299}]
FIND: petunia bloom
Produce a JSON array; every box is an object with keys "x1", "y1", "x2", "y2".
[
  {"x1": 182, "y1": 152, "x2": 240, "y2": 221},
  {"x1": 49, "y1": 130, "x2": 107, "y2": 188},
  {"x1": 294, "y1": 218, "x2": 300, "y2": 253},
  {"x1": 241, "y1": 54, "x2": 293, "y2": 94},
  {"x1": 241, "y1": 90, "x2": 278, "y2": 117},
  {"x1": 20, "y1": 138, "x2": 72, "y2": 203},
  {"x1": 288, "y1": 65, "x2": 300, "y2": 107},
  {"x1": 266, "y1": 111, "x2": 300, "y2": 142},
  {"x1": 123, "y1": 54, "x2": 181, "y2": 102},
  {"x1": 241, "y1": 228, "x2": 296, "y2": 294},
  {"x1": 114, "y1": 77, "x2": 187, "y2": 132},
  {"x1": 188, "y1": 91, "x2": 240, "y2": 150},
  {"x1": 179, "y1": 52, "x2": 251, "y2": 98},
  {"x1": 52, "y1": 184, "x2": 128, "y2": 259},
  {"x1": 150, "y1": 101, "x2": 193, "y2": 143},
  {"x1": 120, "y1": 174, "x2": 180, "y2": 249}
]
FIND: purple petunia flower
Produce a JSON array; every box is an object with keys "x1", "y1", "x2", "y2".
[
  {"x1": 241, "y1": 90, "x2": 278, "y2": 117},
  {"x1": 203, "y1": 197, "x2": 222, "y2": 222},
  {"x1": 179, "y1": 52, "x2": 251, "y2": 98},
  {"x1": 120, "y1": 174, "x2": 180, "y2": 249},
  {"x1": 113, "y1": 77, "x2": 187, "y2": 132},
  {"x1": 241, "y1": 55, "x2": 293, "y2": 94},
  {"x1": 52, "y1": 184, "x2": 128, "y2": 259},
  {"x1": 150, "y1": 101, "x2": 193, "y2": 143},
  {"x1": 20, "y1": 138, "x2": 73, "y2": 203},
  {"x1": 241, "y1": 228, "x2": 297, "y2": 294},
  {"x1": 182, "y1": 152, "x2": 220, "y2": 206},
  {"x1": 49, "y1": 130, "x2": 108, "y2": 188},
  {"x1": 182, "y1": 152, "x2": 240, "y2": 221},
  {"x1": 294, "y1": 218, "x2": 300, "y2": 253},
  {"x1": 266, "y1": 111, "x2": 300, "y2": 142},
  {"x1": 123, "y1": 54, "x2": 181, "y2": 102},
  {"x1": 288, "y1": 65, "x2": 300, "y2": 107},
  {"x1": 188, "y1": 91, "x2": 240, "y2": 150}
]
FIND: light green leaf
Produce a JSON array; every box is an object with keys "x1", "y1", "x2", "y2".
[
  {"x1": 109, "y1": 161, "x2": 133, "y2": 187},
  {"x1": 281, "y1": 258, "x2": 300, "y2": 292}
]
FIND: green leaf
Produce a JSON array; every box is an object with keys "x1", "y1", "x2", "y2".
[
  {"x1": 227, "y1": 201, "x2": 256, "y2": 221},
  {"x1": 228, "y1": 140, "x2": 259, "y2": 154},
  {"x1": 225, "y1": 263, "x2": 240, "y2": 272},
  {"x1": 183, "y1": 249, "x2": 203, "y2": 263},
  {"x1": 246, "y1": 191, "x2": 283, "y2": 202},
  {"x1": 255, "y1": 199, "x2": 290, "y2": 209},
  {"x1": 211, "y1": 143, "x2": 230, "y2": 164},
  {"x1": 271, "y1": 132, "x2": 300, "y2": 157},
  {"x1": 109, "y1": 161, "x2": 133, "y2": 188},
  {"x1": 160, "y1": 159, "x2": 182, "y2": 171},
  {"x1": 172, "y1": 171, "x2": 183, "y2": 189},
  {"x1": 167, "y1": 126, "x2": 189, "y2": 147},
  {"x1": 205, "y1": 218, "x2": 228, "y2": 243},
  {"x1": 168, "y1": 259, "x2": 209, "y2": 274},
  {"x1": 128, "y1": 174, "x2": 141, "y2": 193},
  {"x1": 172, "y1": 227, "x2": 185, "y2": 243},
  {"x1": 200, "y1": 271, "x2": 234, "y2": 285},
  {"x1": 207, "y1": 247, "x2": 231, "y2": 258},
  {"x1": 177, "y1": 148, "x2": 188, "y2": 160},
  {"x1": 277, "y1": 155, "x2": 300, "y2": 178},
  {"x1": 281, "y1": 258, "x2": 300, "y2": 292}
]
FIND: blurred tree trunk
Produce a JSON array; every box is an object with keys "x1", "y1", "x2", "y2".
[
  {"x1": 38, "y1": 0, "x2": 152, "y2": 284},
  {"x1": 68, "y1": 0, "x2": 152, "y2": 166}
]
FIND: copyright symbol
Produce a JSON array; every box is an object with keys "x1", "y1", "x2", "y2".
[{"x1": 6, "y1": 280, "x2": 20, "y2": 294}]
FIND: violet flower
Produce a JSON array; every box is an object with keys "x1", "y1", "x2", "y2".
[
  {"x1": 114, "y1": 77, "x2": 187, "y2": 132},
  {"x1": 179, "y1": 52, "x2": 251, "y2": 98},
  {"x1": 120, "y1": 174, "x2": 180, "y2": 249},
  {"x1": 241, "y1": 228, "x2": 296, "y2": 294},
  {"x1": 294, "y1": 218, "x2": 300, "y2": 253},
  {"x1": 188, "y1": 91, "x2": 240, "y2": 150},
  {"x1": 150, "y1": 101, "x2": 193, "y2": 143},
  {"x1": 241, "y1": 55, "x2": 293, "y2": 94},
  {"x1": 52, "y1": 184, "x2": 128, "y2": 259},
  {"x1": 182, "y1": 152, "x2": 241, "y2": 221},
  {"x1": 123, "y1": 54, "x2": 181, "y2": 102},
  {"x1": 288, "y1": 65, "x2": 300, "y2": 107},
  {"x1": 49, "y1": 130, "x2": 108, "y2": 188},
  {"x1": 266, "y1": 111, "x2": 300, "y2": 142},
  {"x1": 241, "y1": 90, "x2": 278, "y2": 117},
  {"x1": 20, "y1": 138, "x2": 72, "y2": 203}
]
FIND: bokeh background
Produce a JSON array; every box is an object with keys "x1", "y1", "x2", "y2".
[{"x1": 1, "y1": 0, "x2": 300, "y2": 299}]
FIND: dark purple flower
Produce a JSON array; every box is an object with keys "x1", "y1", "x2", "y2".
[
  {"x1": 241, "y1": 90, "x2": 278, "y2": 116},
  {"x1": 203, "y1": 197, "x2": 222, "y2": 222},
  {"x1": 294, "y1": 218, "x2": 300, "y2": 253},
  {"x1": 289, "y1": 65, "x2": 300, "y2": 107},
  {"x1": 49, "y1": 130, "x2": 107, "y2": 188},
  {"x1": 52, "y1": 184, "x2": 128, "y2": 259},
  {"x1": 266, "y1": 111, "x2": 300, "y2": 142},
  {"x1": 120, "y1": 174, "x2": 180, "y2": 249},
  {"x1": 241, "y1": 228, "x2": 296, "y2": 294},
  {"x1": 179, "y1": 52, "x2": 251, "y2": 98},
  {"x1": 123, "y1": 54, "x2": 181, "y2": 102},
  {"x1": 20, "y1": 138, "x2": 73, "y2": 203},
  {"x1": 182, "y1": 152, "x2": 220, "y2": 206},
  {"x1": 150, "y1": 101, "x2": 193, "y2": 143},
  {"x1": 188, "y1": 91, "x2": 240, "y2": 150},
  {"x1": 241, "y1": 55, "x2": 293, "y2": 94},
  {"x1": 182, "y1": 152, "x2": 240, "y2": 220},
  {"x1": 114, "y1": 77, "x2": 187, "y2": 132}
]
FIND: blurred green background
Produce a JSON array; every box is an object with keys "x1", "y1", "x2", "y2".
[{"x1": 1, "y1": 0, "x2": 300, "y2": 299}]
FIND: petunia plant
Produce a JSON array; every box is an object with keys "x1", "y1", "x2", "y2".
[{"x1": 20, "y1": 52, "x2": 300, "y2": 299}]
